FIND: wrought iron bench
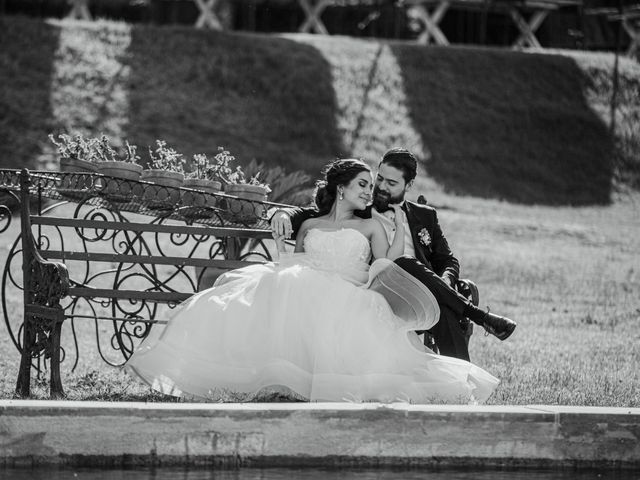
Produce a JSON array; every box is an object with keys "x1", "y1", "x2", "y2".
[{"x1": 0, "y1": 169, "x2": 285, "y2": 399}]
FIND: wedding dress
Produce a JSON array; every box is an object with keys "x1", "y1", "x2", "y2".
[{"x1": 126, "y1": 228, "x2": 499, "y2": 403}]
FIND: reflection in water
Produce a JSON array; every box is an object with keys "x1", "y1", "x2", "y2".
[{"x1": 1, "y1": 468, "x2": 636, "y2": 480}]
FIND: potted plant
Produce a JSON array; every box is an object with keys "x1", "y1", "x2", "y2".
[
  {"x1": 224, "y1": 167, "x2": 270, "y2": 199},
  {"x1": 50, "y1": 133, "x2": 98, "y2": 173},
  {"x1": 223, "y1": 162, "x2": 271, "y2": 224},
  {"x1": 50, "y1": 133, "x2": 98, "y2": 198},
  {"x1": 140, "y1": 140, "x2": 185, "y2": 208},
  {"x1": 182, "y1": 152, "x2": 225, "y2": 209},
  {"x1": 94, "y1": 136, "x2": 143, "y2": 181},
  {"x1": 92, "y1": 138, "x2": 144, "y2": 201}
]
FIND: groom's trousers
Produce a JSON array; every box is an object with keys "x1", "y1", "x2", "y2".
[{"x1": 394, "y1": 256, "x2": 472, "y2": 362}]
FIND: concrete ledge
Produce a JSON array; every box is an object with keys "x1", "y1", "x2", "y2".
[{"x1": 1, "y1": 400, "x2": 639, "y2": 469}]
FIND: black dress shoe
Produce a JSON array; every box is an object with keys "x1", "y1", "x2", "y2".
[{"x1": 480, "y1": 309, "x2": 516, "y2": 341}]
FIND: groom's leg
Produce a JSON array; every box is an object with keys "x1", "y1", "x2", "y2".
[
  {"x1": 394, "y1": 256, "x2": 470, "y2": 316},
  {"x1": 430, "y1": 306, "x2": 470, "y2": 361},
  {"x1": 394, "y1": 255, "x2": 472, "y2": 361}
]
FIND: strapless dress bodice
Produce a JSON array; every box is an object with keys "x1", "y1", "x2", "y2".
[{"x1": 303, "y1": 228, "x2": 371, "y2": 264}]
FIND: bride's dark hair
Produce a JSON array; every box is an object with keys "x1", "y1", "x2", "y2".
[{"x1": 314, "y1": 158, "x2": 371, "y2": 214}]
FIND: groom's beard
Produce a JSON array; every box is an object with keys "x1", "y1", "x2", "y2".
[{"x1": 372, "y1": 187, "x2": 405, "y2": 212}]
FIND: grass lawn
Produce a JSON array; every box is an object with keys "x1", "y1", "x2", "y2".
[
  {"x1": 0, "y1": 16, "x2": 639, "y2": 405},
  {"x1": 0, "y1": 190, "x2": 638, "y2": 406}
]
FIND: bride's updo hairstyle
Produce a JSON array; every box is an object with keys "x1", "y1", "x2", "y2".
[{"x1": 315, "y1": 158, "x2": 370, "y2": 214}]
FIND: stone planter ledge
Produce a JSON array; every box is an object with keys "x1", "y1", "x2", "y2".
[{"x1": 1, "y1": 400, "x2": 638, "y2": 469}]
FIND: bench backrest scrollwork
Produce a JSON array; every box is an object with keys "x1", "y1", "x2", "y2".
[{"x1": 1, "y1": 168, "x2": 283, "y2": 398}]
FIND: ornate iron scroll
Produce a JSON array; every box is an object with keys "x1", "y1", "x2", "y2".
[{"x1": 0, "y1": 168, "x2": 287, "y2": 397}]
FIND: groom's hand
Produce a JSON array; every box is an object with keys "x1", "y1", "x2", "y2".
[
  {"x1": 390, "y1": 204, "x2": 404, "y2": 229},
  {"x1": 270, "y1": 210, "x2": 293, "y2": 239},
  {"x1": 441, "y1": 274, "x2": 455, "y2": 289}
]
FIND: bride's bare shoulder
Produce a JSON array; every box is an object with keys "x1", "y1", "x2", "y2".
[
  {"x1": 361, "y1": 217, "x2": 385, "y2": 233},
  {"x1": 299, "y1": 217, "x2": 323, "y2": 234},
  {"x1": 301, "y1": 217, "x2": 323, "y2": 227},
  {"x1": 348, "y1": 218, "x2": 382, "y2": 240}
]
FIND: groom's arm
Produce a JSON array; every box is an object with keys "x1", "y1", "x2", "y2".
[
  {"x1": 269, "y1": 207, "x2": 318, "y2": 240},
  {"x1": 429, "y1": 210, "x2": 460, "y2": 287}
]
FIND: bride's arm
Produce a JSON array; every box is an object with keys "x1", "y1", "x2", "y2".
[
  {"x1": 386, "y1": 204, "x2": 406, "y2": 260},
  {"x1": 369, "y1": 210, "x2": 405, "y2": 260},
  {"x1": 273, "y1": 233, "x2": 287, "y2": 254},
  {"x1": 294, "y1": 220, "x2": 313, "y2": 253},
  {"x1": 369, "y1": 220, "x2": 389, "y2": 260}
]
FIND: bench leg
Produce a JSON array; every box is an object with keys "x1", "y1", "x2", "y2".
[
  {"x1": 15, "y1": 316, "x2": 36, "y2": 398},
  {"x1": 49, "y1": 316, "x2": 65, "y2": 399},
  {"x1": 15, "y1": 309, "x2": 66, "y2": 399},
  {"x1": 16, "y1": 254, "x2": 69, "y2": 399}
]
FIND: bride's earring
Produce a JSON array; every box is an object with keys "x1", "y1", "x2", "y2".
[{"x1": 338, "y1": 189, "x2": 344, "y2": 201}]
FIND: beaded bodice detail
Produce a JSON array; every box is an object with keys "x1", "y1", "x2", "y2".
[{"x1": 304, "y1": 228, "x2": 371, "y2": 265}]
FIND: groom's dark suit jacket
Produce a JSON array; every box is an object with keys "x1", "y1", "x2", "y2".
[{"x1": 288, "y1": 201, "x2": 460, "y2": 286}]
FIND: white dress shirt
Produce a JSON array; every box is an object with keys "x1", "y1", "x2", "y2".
[{"x1": 371, "y1": 205, "x2": 415, "y2": 257}]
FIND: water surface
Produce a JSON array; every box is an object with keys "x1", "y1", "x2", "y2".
[{"x1": 2, "y1": 467, "x2": 636, "y2": 480}]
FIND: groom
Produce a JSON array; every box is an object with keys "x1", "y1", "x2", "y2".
[{"x1": 270, "y1": 148, "x2": 516, "y2": 361}]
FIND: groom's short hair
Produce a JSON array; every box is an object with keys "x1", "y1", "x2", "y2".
[{"x1": 380, "y1": 148, "x2": 417, "y2": 183}]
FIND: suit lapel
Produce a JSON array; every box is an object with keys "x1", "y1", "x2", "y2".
[
  {"x1": 403, "y1": 202, "x2": 429, "y2": 265},
  {"x1": 402, "y1": 203, "x2": 420, "y2": 248}
]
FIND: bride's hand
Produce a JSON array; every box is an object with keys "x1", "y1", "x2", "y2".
[{"x1": 272, "y1": 232, "x2": 287, "y2": 253}]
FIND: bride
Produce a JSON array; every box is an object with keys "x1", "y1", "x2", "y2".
[{"x1": 126, "y1": 159, "x2": 499, "y2": 403}]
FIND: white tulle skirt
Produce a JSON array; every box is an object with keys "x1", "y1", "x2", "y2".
[{"x1": 126, "y1": 255, "x2": 499, "y2": 403}]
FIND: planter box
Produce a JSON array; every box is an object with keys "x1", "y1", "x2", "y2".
[
  {"x1": 60, "y1": 157, "x2": 96, "y2": 173},
  {"x1": 58, "y1": 157, "x2": 97, "y2": 199},
  {"x1": 140, "y1": 169, "x2": 184, "y2": 209},
  {"x1": 223, "y1": 184, "x2": 269, "y2": 224},
  {"x1": 181, "y1": 178, "x2": 223, "y2": 219},
  {"x1": 96, "y1": 161, "x2": 143, "y2": 201},
  {"x1": 96, "y1": 161, "x2": 143, "y2": 180},
  {"x1": 181, "y1": 178, "x2": 222, "y2": 207}
]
